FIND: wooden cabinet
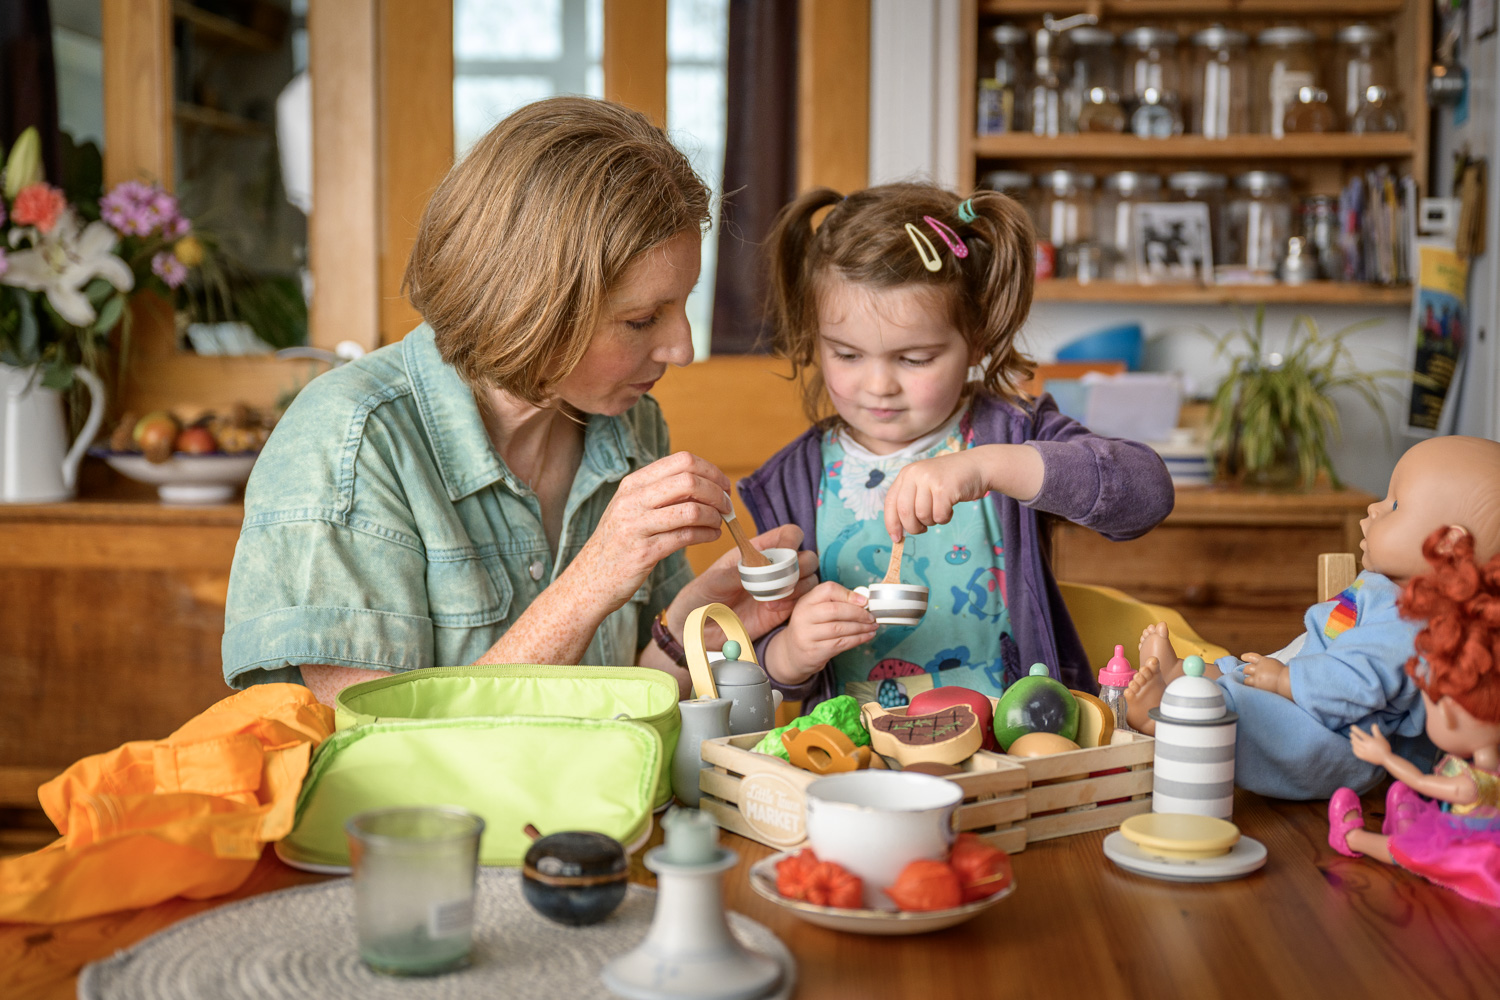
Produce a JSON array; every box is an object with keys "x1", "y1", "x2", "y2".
[{"x1": 1050, "y1": 485, "x2": 1374, "y2": 656}]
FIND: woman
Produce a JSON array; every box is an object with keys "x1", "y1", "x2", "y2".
[{"x1": 222, "y1": 97, "x2": 815, "y2": 703}]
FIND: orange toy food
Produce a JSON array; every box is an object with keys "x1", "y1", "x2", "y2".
[
  {"x1": 774, "y1": 848, "x2": 864, "y2": 908},
  {"x1": 884, "y1": 858, "x2": 963, "y2": 912},
  {"x1": 781, "y1": 724, "x2": 872, "y2": 774},
  {"x1": 948, "y1": 833, "x2": 1013, "y2": 902}
]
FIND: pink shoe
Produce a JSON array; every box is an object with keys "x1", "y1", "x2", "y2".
[
  {"x1": 1328, "y1": 787, "x2": 1365, "y2": 858},
  {"x1": 1383, "y1": 782, "x2": 1423, "y2": 837}
]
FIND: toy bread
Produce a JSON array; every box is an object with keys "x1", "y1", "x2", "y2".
[
  {"x1": 781, "y1": 724, "x2": 872, "y2": 774},
  {"x1": 861, "y1": 702, "x2": 983, "y2": 767},
  {"x1": 1069, "y1": 690, "x2": 1116, "y2": 748}
]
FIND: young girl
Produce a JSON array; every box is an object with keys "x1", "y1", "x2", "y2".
[
  {"x1": 737, "y1": 183, "x2": 1174, "y2": 709},
  {"x1": 1328, "y1": 525, "x2": 1500, "y2": 907}
]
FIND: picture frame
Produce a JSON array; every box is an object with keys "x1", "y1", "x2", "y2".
[{"x1": 1132, "y1": 202, "x2": 1214, "y2": 285}]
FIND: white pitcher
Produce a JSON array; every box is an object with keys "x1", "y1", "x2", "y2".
[{"x1": 0, "y1": 362, "x2": 106, "y2": 503}]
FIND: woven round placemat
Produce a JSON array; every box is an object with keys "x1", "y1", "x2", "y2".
[{"x1": 79, "y1": 869, "x2": 795, "y2": 1000}]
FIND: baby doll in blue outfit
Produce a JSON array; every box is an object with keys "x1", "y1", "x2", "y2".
[{"x1": 1126, "y1": 435, "x2": 1500, "y2": 800}]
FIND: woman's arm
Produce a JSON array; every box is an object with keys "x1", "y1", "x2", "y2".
[{"x1": 302, "y1": 665, "x2": 394, "y2": 706}]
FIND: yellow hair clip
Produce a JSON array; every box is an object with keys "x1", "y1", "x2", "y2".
[{"x1": 904, "y1": 223, "x2": 942, "y2": 272}]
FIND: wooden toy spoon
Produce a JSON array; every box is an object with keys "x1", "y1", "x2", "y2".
[
  {"x1": 721, "y1": 492, "x2": 771, "y2": 568},
  {"x1": 882, "y1": 535, "x2": 905, "y2": 584}
]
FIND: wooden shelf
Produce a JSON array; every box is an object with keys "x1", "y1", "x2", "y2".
[
  {"x1": 974, "y1": 133, "x2": 1414, "y2": 160},
  {"x1": 172, "y1": 1, "x2": 280, "y2": 52},
  {"x1": 1032, "y1": 279, "x2": 1412, "y2": 305},
  {"x1": 980, "y1": 0, "x2": 1403, "y2": 14},
  {"x1": 174, "y1": 102, "x2": 272, "y2": 136}
]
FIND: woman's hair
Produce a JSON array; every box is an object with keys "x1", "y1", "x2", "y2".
[
  {"x1": 404, "y1": 97, "x2": 710, "y2": 405},
  {"x1": 765, "y1": 183, "x2": 1036, "y2": 422},
  {"x1": 1399, "y1": 526, "x2": 1500, "y2": 723}
]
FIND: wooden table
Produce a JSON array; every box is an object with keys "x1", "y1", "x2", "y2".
[{"x1": 5, "y1": 789, "x2": 1498, "y2": 1000}]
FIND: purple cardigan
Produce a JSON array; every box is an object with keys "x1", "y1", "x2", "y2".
[{"x1": 737, "y1": 393, "x2": 1175, "y2": 707}]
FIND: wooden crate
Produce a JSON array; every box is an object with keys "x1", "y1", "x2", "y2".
[{"x1": 698, "y1": 730, "x2": 1154, "y2": 854}]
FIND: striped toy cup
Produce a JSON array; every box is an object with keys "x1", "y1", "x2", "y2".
[
  {"x1": 737, "y1": 547, "x2": 800, "y2": 601},
  {"x1": 852, "y1": 583, "x2": 929, "y2": 627},
  {"x1": 1148, "y1": 656, "x2": 1238, "y2": 821}
]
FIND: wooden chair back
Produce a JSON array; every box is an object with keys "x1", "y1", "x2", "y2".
[{"x1": 1318, "y1": 553, "x2": 1358, "y2": 603}]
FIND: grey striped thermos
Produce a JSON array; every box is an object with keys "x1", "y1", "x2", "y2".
[{"x1": 1148, "y1": 656, "x2": 1238, "y2": 820}]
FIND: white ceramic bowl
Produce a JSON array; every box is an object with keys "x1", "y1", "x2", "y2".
[
  {"x1": 96, "y1": 451, "x2": 257, "y2": 504},
  {"x1": 852, "y1": 582, "x2": 929, "y2": 626},
  {"x1": 804, "y1": 770, "x2": 961, "y2": 909},
  {"x1": 737, "y1": 546, "x2": 799, "y2": 602}
]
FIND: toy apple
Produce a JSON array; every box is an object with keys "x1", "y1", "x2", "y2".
[
  {"x1": 907, "y1": 685, "x2": 997, "y2": 751},
  {"x1": 175, "y1": 426, "x2": 218, "y2": 455},
  {"x1": 132, "y1": 411, "x2": 179, "y2": 464},
  {"x1": 993, "y1": 664, "x2": 1079, "y2": 751}
]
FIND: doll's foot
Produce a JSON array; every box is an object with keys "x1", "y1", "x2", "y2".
[
  {"x1": 1382, "y1": 782, "x2": 1424, "y2": 837},
  {"x1": 1328, "y1": 788, "x2": 1365, "y2": 858},
  {"x1": 1138, "y1": 622, "x2": 1184, "y2": 683},
  {"x1": 1124, "y1": 656, "x2": 1166, "y2": 735}
]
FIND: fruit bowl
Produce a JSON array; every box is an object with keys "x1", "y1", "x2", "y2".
[{"x1": 92, "y1": 449, "x2": 258, "y2": 504}]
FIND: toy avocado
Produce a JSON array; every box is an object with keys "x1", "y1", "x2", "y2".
[{"x1": 994, "y1": 663, "x2": 1079, "y2": 751}]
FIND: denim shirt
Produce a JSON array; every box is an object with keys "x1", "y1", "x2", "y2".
[{"x1": 222, "y1": 325, "x2": 691, "y2": 689}]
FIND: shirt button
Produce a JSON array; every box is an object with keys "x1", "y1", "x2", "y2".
[{"x1": 529, "y1": 560, "x2": 545, "y2": 581}]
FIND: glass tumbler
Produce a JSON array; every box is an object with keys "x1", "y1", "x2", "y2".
[{"x1": 347, "y1": 806, "x2": 486, "y2": 976}]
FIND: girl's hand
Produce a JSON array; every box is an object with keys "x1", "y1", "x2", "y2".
[
  {"x1": 571, "y1": 451, "x2": 732, "y2": 611},
  {"x1": 764, "y1": 581, "x2": 877, "y2": 685},
  {"x1": 883, "y1": 445, "x2": 1043, "y2": 539},
  {"x1": 667, "y1": 524, "x2": 819, "y2": 640},
  {"x1": 1349, "y1": 724, "x2": 1393, "y2": 767}
]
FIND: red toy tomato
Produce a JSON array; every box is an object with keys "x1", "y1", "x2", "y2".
[
  {"x1": 948, "y1": 833, "x2": 1013, "y2": 902},
  {"x1": 774, "y1": 848, "x2": 820, "y2": 900},
  {"x1": 775, "y1": 849, "x2": 865, "y2": 909},
  {"x1": 884, "y1": 858, "x2": 963, "y2": 912},
  {"x1": 908, "y1": 686, "x2": 997, "y2": 751}
]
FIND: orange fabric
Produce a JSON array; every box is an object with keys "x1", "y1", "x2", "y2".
[{"x1": 0, "y1": 684, "x2": 334, "y2": 923}]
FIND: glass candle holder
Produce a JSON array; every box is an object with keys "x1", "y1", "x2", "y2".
[{"x1": 346, "y1": 806, "x2": 486, "y2": 976}]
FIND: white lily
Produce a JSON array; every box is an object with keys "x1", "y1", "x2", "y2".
[{"x1": 0, "y1": 209, "x2": 134, "y2": 327}]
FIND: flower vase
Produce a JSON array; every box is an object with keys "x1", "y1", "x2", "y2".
[{"x1": 0, "y1": 363, "x2": 106, "y2": 502}]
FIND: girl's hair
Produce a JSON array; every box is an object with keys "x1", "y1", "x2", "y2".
[
  {"x1": 765, "y1": 183, "x2": 1035, "y2": 422},
  {"x1": 404, "y1": 97, "x2": 710, "y2": 406},
  {"x1": 1399, "y1": 526, "x2": 1500, "y2": 723}
]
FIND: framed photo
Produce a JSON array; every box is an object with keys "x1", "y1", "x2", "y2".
[{"x1": 1132, "y1": 202, "x2": 1214, "y2": 285}]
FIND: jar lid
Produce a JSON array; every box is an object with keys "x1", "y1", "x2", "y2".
[
  {"x1": 1121, "y1": 26, "x2": 1178, "y2": 48},
  {"x1": 982, "y1": 169, "x2": 1032, "y2": 192},
  {"x1": 1336, "y1": 23, "x2": 1386, "y2": 45},
  {"x1": 1235, "y1": 170, "x2": 1290, "y2": 193},
  {"x1": 988, "y1": 24, "x2": 1027, "y2": 45},
  {"x1": 1104, "y1": 170, "x2": 1162, "y2": 194},
  {"x1": 1042, "y1": 168, "x2": 1096, "y2": 192},
  {"x1": 1192, "y1": 25, "x2": 1248, "y2": 48},
  {"x1": 1070, "y1": 26, "x2": 1114, "y2": 46},
  {"x1": 1167, "y1": 171, "x2": 1227, "y2": 192},
  {"x1": 1257, "y1": 25, "x2": 1316, "y2": 46},
  {"x1": 1152, "y1": 656, "x2": 1237, "y2": 724}
]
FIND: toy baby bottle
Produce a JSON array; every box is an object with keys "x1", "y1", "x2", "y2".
[
  {"x1": 1149, "y1": 655, "x2": 1238, "y2": 820},
  {"x1": 1097, "y1": 645, "x2": 1136, "y2": 734}
]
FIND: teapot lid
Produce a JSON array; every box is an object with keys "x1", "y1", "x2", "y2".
[{"x1": 712, "y1": 655, "x2": 768, "y2": 687}]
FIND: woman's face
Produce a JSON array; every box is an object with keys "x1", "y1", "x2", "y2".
[{"x1": 554, "y1": 230, "x2": 701, "y2": 416}]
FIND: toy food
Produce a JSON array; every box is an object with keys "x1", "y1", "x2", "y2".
[
  {"x1": 863, "y1": 703, "x2": 983, "y2": 767},
  {"x1": 774, "y1": 849, "x2": 864, "y2": 908},
  {"x1": 1007, "y1": 731, "x2": 1081, "y2": 757},
  {"x1": 520, "y1": 827, "x2": 628, "y2": 927},
  {"x1": 907, "y1": 685, "x2": 998, "y2": 751},
  {"x1": 901, "y1": 761, "x2": 962, "y2": 776},
  {"x1": 1070, "y1": 689, "x2": 1116, "y2": 748},
  {"x1": 948, "y1": 833, "x2": 1013, "y2": 902},
  {"x1": 884, "y1": 858, "x2": 963, "y2": 912},
  {"x1": 782, "y1": 724, "x2": 872, "y2": 774},
  {"x1": 753, "y1": 694, "x2": 868, "y2": 759},
  {"x1": 993, "y1": 663, "x2": 1080, "y2": 751}
]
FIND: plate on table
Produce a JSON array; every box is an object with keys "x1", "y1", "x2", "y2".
[
  {"x1": 747, "y1": 850, "x2": 1013, "y2": 935},
  {"x1": 1103, "y1": 830, "x2": 1267, "y2": 882}
]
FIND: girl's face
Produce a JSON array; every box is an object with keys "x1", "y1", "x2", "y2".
[
  {"x1": 554, "y1": 230, "x2": 700, "y2": 416},
  {"x1": 816, "y1": 277, "x2": 973, "y2": 455}
]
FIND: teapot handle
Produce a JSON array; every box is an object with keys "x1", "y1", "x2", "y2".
[
  {"x1": 62, "y1": 367, "x2": 106, "y2": 491},
  {"x1": 682, "y1": 602, "x2": 758, "y2": 701}
]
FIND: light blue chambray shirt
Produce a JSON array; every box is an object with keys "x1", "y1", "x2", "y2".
[{"x1": 221, "y1": 324, "x2": 692, "y2": 689}]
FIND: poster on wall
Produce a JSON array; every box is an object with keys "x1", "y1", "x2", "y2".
[{"x1": 1405, "y1": 242, "x2": 1470, "y2": 435}]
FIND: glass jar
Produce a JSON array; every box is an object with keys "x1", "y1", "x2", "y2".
[
  {"x1": 1254, "y1": 26, "x2": 1318, "y2": 138},
  {"x1": 1332, "y1": 24, "x2": 1396, "y2": 129},
  {"x1": 1301, "y1": 194, "x2": 1345, "y2": 280},
  {"x1": 1189, "y1": 26, "x2": 1250, "y2": 138},
  {"x1": 1098, "y1": 171, "x2": 1163, "y2": 281},
  {"x1": 1037, "y1": 169, "x2": 1096, "y2": 278},
  {"x1": 1121, "y1": 27, "x2": 1182, "y2": 138},
  {"x1": 1066, "y1": 27, "x2": 1118, "y2": 133},
  {"x1": 1283, "y1": 86, "x2": 1337, "y2": 133},
  {"x1": 1225, "y1": 171, "x2": 1294, "y2": 283},
  {"x1": 978, "y1": 24, "x2": 1029, "y2": 136},
  {"x1": 1167, "y1": 171, "x2": 1228, "y2": 269},
  {"x1": 1351, "y1": 85, "x2": 1404, "y2": 133}
]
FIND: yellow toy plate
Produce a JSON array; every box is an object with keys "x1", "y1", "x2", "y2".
[{"x1": 1119, "y1": 813, "x2": 1241, "y2": 861}]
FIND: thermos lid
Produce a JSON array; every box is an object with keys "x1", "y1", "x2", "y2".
[{"x1": 1150, "y1": 656, "x2": 1238, "y2": 725}]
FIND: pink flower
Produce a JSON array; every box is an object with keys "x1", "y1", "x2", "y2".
[
  {"x1": 11, "y1": 183, "x2": 67, "y2": 234},
  {"x1": 152, "y1": 251, "x2": 187, "y2": 289},
  {"x1": 100, "y1": 180, "x2": 186, "y2": 238},
  {"x1": 165, "y1": 215, "x2": 190, "y2": 239}
]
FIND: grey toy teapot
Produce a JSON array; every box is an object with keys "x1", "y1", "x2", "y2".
[{"x1": 683, "y1": 603, "x2": 783, "y2": 736}]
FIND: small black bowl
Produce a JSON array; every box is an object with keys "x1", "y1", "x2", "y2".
[{"x1": 521, "y1": 830, "x2": 628, "y2": 927}]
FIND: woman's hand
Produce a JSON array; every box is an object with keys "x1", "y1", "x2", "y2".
[
  {"x1": 1349, "y1": 724, "x2": 1393, "y2": 768},
  {"x1": 569, "y1": 451, "x2": 732, "y2": 612},
  {"x1": 667, "y1": 523, "x2": 818, "y2": 641},
  {"x1": 763, "y1": 581, "x2": 877, "y2": 685},
  {"x1": 883, "y1": 445, "x2": 1043, "y2": 540}
]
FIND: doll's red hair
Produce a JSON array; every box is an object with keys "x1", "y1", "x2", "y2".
[{"x1": 1398, "y1": 526, "x2": 1500, "y2": 723}]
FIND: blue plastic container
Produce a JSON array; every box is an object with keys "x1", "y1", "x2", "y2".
[{"x1": 1056, "y1": 323, "x2": 1144, "y2": 371}]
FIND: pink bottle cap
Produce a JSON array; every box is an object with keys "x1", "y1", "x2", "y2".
[{"x1": 1097, "y1": 644, "x2": 1136, "y2": 687}]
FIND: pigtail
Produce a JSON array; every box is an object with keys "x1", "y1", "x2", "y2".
[
  {"x1": 1400, "y1": 525, "x2": 1500, "y2": 723},
  {"x1": 960, "y1": 191, "x2": 1037, "y2": 401},
  {"x1": 766, "y1": 187, "x2": 845, "y2": 421}
]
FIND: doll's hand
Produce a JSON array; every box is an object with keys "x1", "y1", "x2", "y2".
[
  {"x1": 764, "y1": 581, "x2": 878, "y2": 685},
  {"x1": 1349, "y1": 724, "x2": 1393, "y2": 767},
  {"x1": 1242, "y1": 653, "x2": 1293, "y2": 700}
]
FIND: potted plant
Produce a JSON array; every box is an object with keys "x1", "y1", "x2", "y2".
[{"x1": 1205, "y1": 306, "x2": 1404, "y2": 491}]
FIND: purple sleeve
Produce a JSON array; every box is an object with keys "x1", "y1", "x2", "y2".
[{"x1": 1023, "y1": 394, "x2": 1174, "y2": 541}]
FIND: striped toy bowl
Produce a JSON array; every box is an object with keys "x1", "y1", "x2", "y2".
[
  {"x1": 738, "y1": 547, "x2": 799, "y2": 601},
  {"x1": 853, "y1": 583, "x2": 929, "y2": 626}
]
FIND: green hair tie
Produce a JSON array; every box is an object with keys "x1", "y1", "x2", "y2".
[{"x1": 956, "y1": 199, "x2": 977, "y2": 224}]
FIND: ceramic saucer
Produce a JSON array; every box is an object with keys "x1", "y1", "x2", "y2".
[
  {"x1": 1102, "y1": 830, "x2": 1267, "y2": 882},
  {"x1": 747, "y1": 850, "x2": 1013, "y2": 935}
]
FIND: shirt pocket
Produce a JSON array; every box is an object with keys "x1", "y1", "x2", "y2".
[{"x1": 426, "y1": 549, "x2": 513, "y2": 628}]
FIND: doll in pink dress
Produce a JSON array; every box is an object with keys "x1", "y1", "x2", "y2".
[{"x1": 1327, "y1": 524, "x2": 1500, "y2": 907}]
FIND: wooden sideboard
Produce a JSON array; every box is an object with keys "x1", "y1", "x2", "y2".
[{"x1": 1051, "y1": 484, "x2": 1376, "y2": 658}]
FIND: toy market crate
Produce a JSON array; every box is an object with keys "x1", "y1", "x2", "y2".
[{"x1": 697, "y1": 729, "x2": 1154, "y2": 854}]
